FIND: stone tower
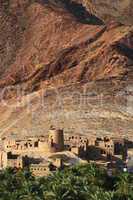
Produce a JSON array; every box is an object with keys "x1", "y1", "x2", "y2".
[{"x1": 48, "y1": 127, "x2": 64, "y2": 153}]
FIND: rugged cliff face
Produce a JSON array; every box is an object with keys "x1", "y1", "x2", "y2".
[
  {"x1": 0, "y1": 0, "x2": 133, "y2": 139},
  {"x1": 0, "y1": 0, "x2": 132, "y2": 89},
  {"x1": 80, "y1": 0, "x2": 133, "y2": 25}
]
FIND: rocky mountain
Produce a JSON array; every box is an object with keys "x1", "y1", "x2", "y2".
[
  {"x1": 0, "y1": 0, "x2": 132, "y2": 140},
  {"x1": 83, "y1": 0, "x2": 133, "y2": 25}
]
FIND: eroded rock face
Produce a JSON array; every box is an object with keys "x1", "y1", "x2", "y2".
[
  {"x1": 0, "y1": 0, "x2": 132, "y2": 139},
  {"x1": 83, "y1": 0, "x2": 133, "y2": 25},
  {"x1": 0, "y1": 0, "x2": 132, "y2": 90}
]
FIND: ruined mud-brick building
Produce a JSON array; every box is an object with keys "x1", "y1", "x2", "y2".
[{"x1": 0, "y1": 127, "x2": 127, "y2": 173}]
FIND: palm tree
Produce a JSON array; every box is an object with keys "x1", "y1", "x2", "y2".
[
  {"x1": 89, "y1": 188, "x2": 114, "y2": 200},
  {"x1": 115, "y1": 173, "x2": 132, "y2": 199}
]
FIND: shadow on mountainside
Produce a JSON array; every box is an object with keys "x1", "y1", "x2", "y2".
[
  {"x1": 114, "y1": 43, "x2": 133, "y2": 60},
  {"x1": 42, "y1": 0, "x2": 104, "y2": 25}
]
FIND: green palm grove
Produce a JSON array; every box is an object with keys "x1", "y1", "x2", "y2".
[{"x1": 0, "y1": 164, "x2": 132, "y2": 200}]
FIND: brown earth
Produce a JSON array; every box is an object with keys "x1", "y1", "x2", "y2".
[{"x1": 0, "y1": 0, "x2": 133, "y2": 139}]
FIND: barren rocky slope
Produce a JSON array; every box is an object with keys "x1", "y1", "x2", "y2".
[
  {"x1": 0, "y1": 0, "x2": 133, "y2": 140},
  {"x1": 83, "y1": 0, "x2": 133, "y2": 25}
]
